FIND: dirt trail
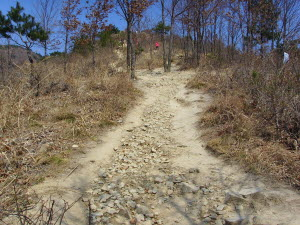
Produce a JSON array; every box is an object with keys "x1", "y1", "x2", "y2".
[{"x1": 24, "y1": 68, "x2": 300, "y2": 224}]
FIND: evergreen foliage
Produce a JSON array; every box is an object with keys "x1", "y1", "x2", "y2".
[
  {"x1": 248, "y1": 0, "x2": 280, "y2": 46},
  {"x1": 3, "y1": 2, "x2": 49, "y2": 49},
  {"x1": 153, "y1": 21, "x2": 170, "y2": 35},
  {"x1": 0, "y1": 11, "x2": 13, "y2": 38},
  {"x1": 98, "y1": 24, "x2": 120, "y2": 47}
]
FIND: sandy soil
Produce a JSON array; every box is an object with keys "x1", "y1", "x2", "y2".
[{"x1": 8, "y1": 67, "x2": 300, "y2": 225}]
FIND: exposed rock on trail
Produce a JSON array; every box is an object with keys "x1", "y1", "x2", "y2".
[{"x1": 29, "y1": 68, "x2": 300, "y2": 225}]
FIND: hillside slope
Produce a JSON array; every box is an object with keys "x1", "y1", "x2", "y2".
[
  {"x1": 12, "y1": 67, "x2": 300, "y2": 225},
  {"x1": 0, "y1": 45, "x2": 41, "y2": 65}
]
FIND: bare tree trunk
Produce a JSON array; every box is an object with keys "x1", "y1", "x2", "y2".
[
  {"x1": 193, "y1": 28, "x2": 197, "y2": 63},
  {"x1": 64, "y1": 30, "x2": 69, "y2": 74},
  {"x1": 131, "y1": 43, "x2": 136, "y2": 79},
  {"x1": 127, "y1": 26, "x2": 131, "y2": 72},
  {"x1": 27, "y1": 47, "x2": 40, "y2": 96},
  {"x1": 127, "y1": 20, "x2": 135, "y2": 79},
  {"x1": 34, "y1": 0, "x2": 59, "y2": 57},
  {"x1": 92, "y1": 36, "x2": 96, "y2": 69},
  {"x1": 161, "y1": 0, "x2": 167, "y2": 72},
  {"x1": 184, "y1": 22, "x2": 190, "y2": 61},
  {"x1": 43, "y1": 41, "x2": 48, "y2": 65},
  {"x1": 213, "y1": 13, "x2": 217, "y2": 54},
  {"x1": 44, "y1": 41, "x2": 47, "y2": 57},
  {"x1": 150, "y1": 32, "x2": 153, "y2": 60},
  {"x1": 0, "y1": 55, "x2": 5, "y2": 83},
  {"x1": 6, "y1": 39, "x2": 11, "y2": 78},
  {"x1": 167, "y1": 8, "x2": 175, "y2": 72},
  {"x1": 7, "y1": 39, "x2": 11, "y2": 67},
  {"x1": 246, "y1": 1, "x2": 253, "y2": 53},
  {"x1": 282, "y1": 1, "x2": 287, "y2": 51},
  {"x1": 196, "y1": 26, "x2": 201, "y2": 65}
]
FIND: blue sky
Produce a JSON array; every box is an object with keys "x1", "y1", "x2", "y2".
[
  {"x1": 1, "y1": 0, "x2": 32, "y2": 14},
  {"x1": 0, "y1": 0, "x2": 128, "y2": 30},
  {"x1": 0, "y1": 0, "x2": 160, "y2": 32},
  {"x1": 0, "y1": 0, "x2": 160, "y2": 53}
]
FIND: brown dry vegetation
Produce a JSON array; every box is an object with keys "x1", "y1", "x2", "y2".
[
  {"x1": 187, "y1": 52, "x2": 300, "y2": 188},
  {"x1": 0, "y1": 48, "x2": 139, "y2": 215},
  {"x1": 135, "y1": 49, "x2": 165, "y2": 71}
]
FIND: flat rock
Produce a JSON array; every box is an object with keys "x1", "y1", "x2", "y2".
[
  {"x1": 127, "y1": 200, "x2": 137, "y2": 209},
  {"x1": 166, "y1": 181, "x2": 174, "y2": 188},
  {"x1": 154, "y1": 176, "x2": 164, "y2": 183},
  {"x1": 216, "y1": 204, "x2": 226, "y2": 211},
  {"x1": 202, "y1": 217, "x2": 212, "y2": 222},
  {"x1": 224, "y1": 215, "x2": 248, "y2": 225},
  {"x1": 202, "y1": 188, "x2": 210, "y2": 195},
  {"x1": 101, "y1": 184, "x2": 109, "y2": 192},
  {"x1": 180, "y1": 182, "x2": 199, "y2": 193},
  {"x1": 107, "y1": 207, "x2": 118, "y2": 215},
  {"x1": 215, "y1": 219, "x2": 223, "y2": 225},
  {"x1": 91, "y1": 212, "x2": 103, "y2": 217},
  {"x1": 100, "y1": 194, "x2": 111, "y2": 202},
  {"x1": 168, "y1": 175, "x2": 183, "y2": 183},
  {"x1": 141, "y1": 220, "x2": 152, "y2": 225},
  {"x1": 136, "y1": 214, "x2": 145, "y2": 222},
  {"x1": 99, "y1": 169, "x2": 107, "y2": 178},
  {"x1": 119, "y1": 182, "x2": 125, "y2": 188},
  {"x1": 224, "y1": 191, "x2": 245, "y2": 204},
  {"x1": 238, "y1": 187, "x2": 261, "y2": 196},
  {"x1": 136, "y1": 204, "x2": 150, "y2": 216},
  {"x1": 90, "y1": 204, "x2": 97, "y2": 212}
]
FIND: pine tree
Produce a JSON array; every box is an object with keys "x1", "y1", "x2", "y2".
[
  {"x1": 248, "y1": 0, "x2": 280, "y2": 54},
  {"x1": 0, "y1": 11, "x2": 13, "y2": 38},
  {"x1": 1, "y1": 2, "x2": 49, "y2": 96},
  {"x1": 153, "y1": 22, "x2": 170, "y2": 36},
  {"x1": 5, "y1": 2, "x2": 49, "y2": 62}
]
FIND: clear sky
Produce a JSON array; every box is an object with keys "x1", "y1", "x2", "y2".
[
  {"x1": 0, "y1": 0, "x2": 161, "y2": 53},
  {"x1": 0, "y1": 0, "x2": 32, "y2": 14},
  {"x1": 0, "y1": 0, "x2": 128, "y2": 30}
]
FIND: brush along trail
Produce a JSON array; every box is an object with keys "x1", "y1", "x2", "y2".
[{"x1": 30, "y1": 68, "x2": 300, "y2": 225}]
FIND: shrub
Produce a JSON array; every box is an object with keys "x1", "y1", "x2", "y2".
[{"x1": 189, "y1": 51, "x2": 300, "y2": 188}]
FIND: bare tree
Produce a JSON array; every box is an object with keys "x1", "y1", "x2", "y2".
[
  {"x1": 82, "y1": 0, "x2": 113, "y2": 68},
  {"x1": 279, "y1": 0, "x2": 300, "y2": 50},
  {"x1": 116, "y1": 0, "x2": 153, "y2": 79},
  {"x1": 160, "y1": 0, "x2": 167, "y2": 72},
  {"x1": 34, "y1": 0, "x2": 60, "y2": 57},
  {"x1": 61, "y1": 0, "x2": 81, "y2": 73},
  {"x1": 166, "y1": 0, "x2": 187, "y2": 72}
]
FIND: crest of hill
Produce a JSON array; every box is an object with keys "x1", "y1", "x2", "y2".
[{"x1": 0, "y1": 45, "x2": 42, "y2": 65}]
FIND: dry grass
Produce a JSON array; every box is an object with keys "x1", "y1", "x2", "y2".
[
  {"x1": 188, "y1": 54, "x2": 300, "y2": 188},
  {"x1": 0, "y1": 47, "x2": 139, "y2": 215},
  {"x1": 136, "y1": 50, "x2": 164, "y2": 71}
]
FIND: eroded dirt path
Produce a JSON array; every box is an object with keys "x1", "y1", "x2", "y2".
[{"x1": 27, "y1": 69, "x2": 300, "y2": 225}]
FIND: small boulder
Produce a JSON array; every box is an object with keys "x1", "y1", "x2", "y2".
[
  {"x1": 99, "y1": 194, "x2": 111, "y2": 203},
  {"x1": 136, "y1": 204, "x2": 150, "y2": 216},
  {"x1": 188, "y1": 168, "x2": 200, "y2": 173},
  {"x1": 224, "y1": 191, "x2": 245, "y2": 204},
  {"x1": 154, "y1": 176, "x2": 164, "y2": 183},
  {"x1": 180, "y1": 182, "x2": 199, "y2": 193},
  {"x1": 224, "y1": 216, "x2": 248, "y2": 225},
  {"x1": 99, "y1": 169, "x2": 107, "y2": 178},
  {"x1": 136, "y1": 214, "x2": 145, "y2": 222}
]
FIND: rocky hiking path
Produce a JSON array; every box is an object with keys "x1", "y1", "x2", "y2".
[{"x1": 29, "y1": 68, "x2": 300, "y2": 225}]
